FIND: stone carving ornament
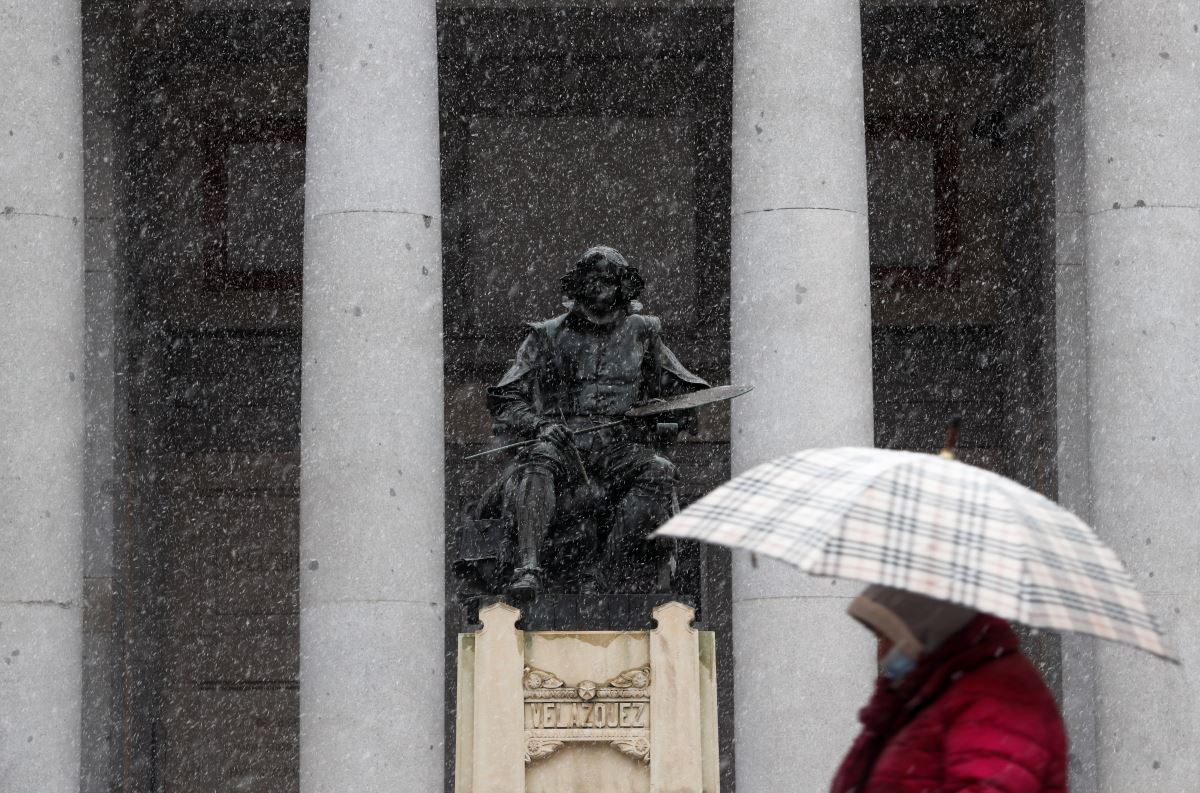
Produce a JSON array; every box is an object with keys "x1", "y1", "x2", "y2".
[
  {"x1": 610, "y1": 736, "x2": 651, "y2": 765},
  {"x1": 521, "y1": 665, "x2": 653, "y2": 765},
  {"x1": 525, "y1": 738, "x2": 564, "y2": 765},
  {"x1": 607, "y1": 666, "x2": 651, "y2": 689},
  {"x1": 523, "y1": 666, "x2": 565, "y2": 690}
]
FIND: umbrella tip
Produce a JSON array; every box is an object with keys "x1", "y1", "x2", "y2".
[{"x1": 939, "y1": 417, "x2": 962, "y2": 459}]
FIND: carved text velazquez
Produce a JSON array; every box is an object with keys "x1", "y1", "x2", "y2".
[{"x1": 522, "y1": 665, "x2": 652, "y2": 764}]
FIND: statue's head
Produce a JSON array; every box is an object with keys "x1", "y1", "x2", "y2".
[{"x1": 560, "y1": 246, "x2": 645, "y2": 314}]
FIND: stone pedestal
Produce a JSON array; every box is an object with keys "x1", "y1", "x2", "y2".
[{"x1": 456, "y1": 602, "x2": 718, "y2": 793}]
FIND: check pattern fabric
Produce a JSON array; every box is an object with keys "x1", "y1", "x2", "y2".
[{"x1": 654, "y1": 447, "x2": 1175, "y2": 660}]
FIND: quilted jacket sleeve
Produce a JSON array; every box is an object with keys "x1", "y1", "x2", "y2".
[{"x1": 941, "y1": 698, "x2": 1053, "y2": 793}]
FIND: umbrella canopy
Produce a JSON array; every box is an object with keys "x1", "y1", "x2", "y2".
[{"x1": 654, "y1": 447, "x2": 1176, "y2": 661}]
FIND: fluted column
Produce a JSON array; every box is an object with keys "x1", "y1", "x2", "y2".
[
  {"x1": 299, "y1": 2, "x2": 444, "y2": 791},
  {"x1": 729, "y1": 1, "x2": 876, "y2": 791},
  {"x1": 1083, "y1": 3, "x2": 1200, "y2": 790},
  {"x1": 0, "y1": 2, "x2": 86, "y2": 792}
]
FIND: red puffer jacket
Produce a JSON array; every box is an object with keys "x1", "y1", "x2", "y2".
[{"x1": 830, "y1": 615, "x2": 1067, "y2": 793}]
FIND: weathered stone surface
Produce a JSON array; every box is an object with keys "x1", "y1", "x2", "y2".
[
  {"x1": 649, "y1": 602, "x2": 703, "y2": 793},
  {"x1": 0, "y1": 2, "x2": 86, "y2": 791},
  {"x1": 457, "y1": 602, "x2": 718, "y2": 793},
  {"x1": 1083, "y1": 4, "x2": 1200, "y2": 791},
  {"x1": 471, "y1": 603, "x2": 525, "y2": 793}
]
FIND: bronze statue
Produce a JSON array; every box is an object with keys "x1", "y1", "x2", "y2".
[{"x1": 482, "y1": 246, "x2": 709, "y2": 597}]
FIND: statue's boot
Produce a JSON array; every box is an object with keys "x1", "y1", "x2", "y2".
[
  {"x1": 576, "y1": 568, "x2": 603, "y2": 595},
  {"x1": 506, "y1": 468, "x2": 556, "y2": 597},
  {"x1": 507, "y1": 567, "x2": 542, "y2": 600}
]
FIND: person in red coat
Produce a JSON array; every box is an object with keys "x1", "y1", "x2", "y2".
[{"x1": 829, "y1": 586, "x2": 1068, "y2": 793}]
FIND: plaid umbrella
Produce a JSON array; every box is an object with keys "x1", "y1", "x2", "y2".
[{"x1": 654, "y1": 447, "x2": 1176, "y2": 661}]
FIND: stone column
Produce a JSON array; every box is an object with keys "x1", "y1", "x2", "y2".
[
  {"x1": 1082, "y1": 3, "x2": 1200, "y2": 791},
  {"x1": 0, "y1": 2, "x2": 86, "y2": 792},
  {"x1": 299, "y1": 2, "x2": 444, "y2": 792},
  {"x1": 728, "y1": 1, "x2": 876, "y2": 791}
]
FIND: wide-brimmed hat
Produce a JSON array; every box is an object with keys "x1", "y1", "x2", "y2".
[{"x1": 560, "y1": 245, "x2": 645, "y2": 302}]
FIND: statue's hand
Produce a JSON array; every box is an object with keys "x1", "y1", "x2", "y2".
[{"x1": 537, "y1": 422, "x2": 572, "y2": 448}]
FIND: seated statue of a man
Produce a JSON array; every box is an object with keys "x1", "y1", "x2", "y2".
[{"x1": 487, "y1": 245, "x2": 708, "y2": 597}]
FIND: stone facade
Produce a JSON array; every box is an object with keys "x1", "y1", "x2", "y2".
[{"x1": 0, "y1": 1, "x2": 1194, "y2": 792}]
